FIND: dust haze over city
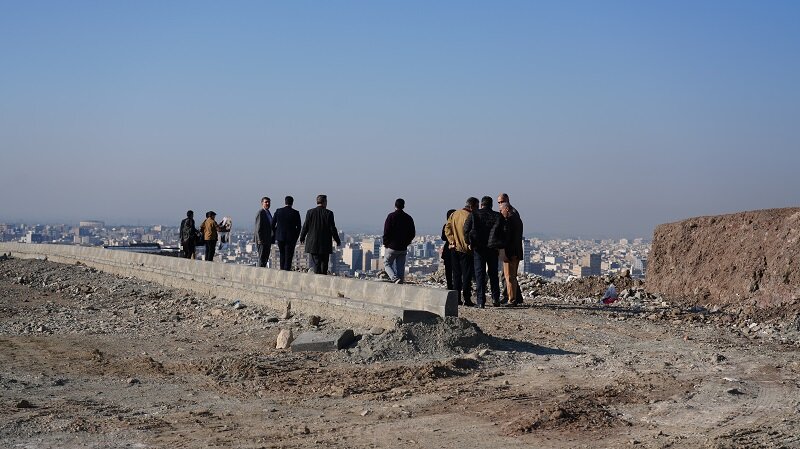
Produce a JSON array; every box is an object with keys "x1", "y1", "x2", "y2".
[{"x1": 1, "y1": 2, "x2": 799, "y2": 238}]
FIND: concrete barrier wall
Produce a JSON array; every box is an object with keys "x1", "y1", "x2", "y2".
[{"x1": 0, "y1": 243, "x2": 458, "y2": 328}]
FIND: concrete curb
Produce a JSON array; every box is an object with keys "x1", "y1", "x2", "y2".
[{"x1": 0, "y1": 243, "x2": 458, "y2": 328}]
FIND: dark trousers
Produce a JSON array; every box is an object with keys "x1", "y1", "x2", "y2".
[
  {"x1": 443, "y1": 249, "x2": 454, "y2": 290},
  {"x1": 309, "y1": 253, "x2": 330, "y2": 274},
  {"x1": 277, "y1": 240, "x2": 296, "y2": 271},
  {"x1": 257, "y1": 243, "x2": 271, "y2": 268},
  {"x1": 474, "y1": 248, "x2": 500, "y2": 306},
  {"x1": 452, "y1": 250, "x2": 474, "y2": 304},
  {"x1": 182, "y1": 241, "x2": 196, "y2": 259},
  {"x1": 205, "y1": 240, "x2": 217, "y2": 261}
]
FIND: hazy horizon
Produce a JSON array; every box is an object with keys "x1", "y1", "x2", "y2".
[{"x1": 3, "y1": 2, "x2": 799, "y2": 238}]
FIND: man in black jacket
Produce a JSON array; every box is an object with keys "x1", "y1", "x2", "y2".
[
  {"x1": 180, "y1": 210, "x2": 198, "y2": 259},
  {"x1": 382, "y1": 198, "x2": 416, "y2": 284},
  {"x1": 254, "y1": 197, "x2": 274, "y2": 268},
  {"x1": 464, "y1": 196, "x2": 503, "y2": 308},
  {"x1": 272, "y1": 195, "x2": 302, "y2": 271},
  {"x1": 299, "y1": 194, "x2": 341, "y2": 275}
]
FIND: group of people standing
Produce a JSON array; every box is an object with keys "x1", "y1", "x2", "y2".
[
  {"x1": 179, "y1": 210, "x2": 231, "y2": 261},
  {"x1": 442, "y1": 192, "x2": 524, "y2": 308},
  {"x1": 254, "y1": 194, "x2": 343, "y2": 274},
  {"x1": 178, "y1": 192, "x2": 523, "y2": 307}
]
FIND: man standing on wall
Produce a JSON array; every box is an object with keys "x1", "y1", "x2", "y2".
[
  {"x1": 382, "y1": 198, "x2": 416, "y2": 284},
  {"x1": 272, "y1": 195, "x2": 302, "y2": 271},
  {"x1": 299, "y1": 194, "x2": 341, "y2": 274},
  {"x1": 254, "y1": 196, "x2": 274, "y2": 268}
]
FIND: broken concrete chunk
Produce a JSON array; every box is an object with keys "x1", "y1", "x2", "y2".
[{"x1": 291, "y1": 329, "x2": 355, "y2": 352}]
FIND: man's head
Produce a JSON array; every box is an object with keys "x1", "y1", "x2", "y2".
[
  {"x1": 207, "y1": 211, "x2": 216, "y2": 219},
  {"x1": 261, "y1": 197, "x2": 271, "y2": 210},
  {"x1": 446, "y1": 209, "x2": 457, "y2": 219},
  {"x1": 186, "y1": 210, "x2": 193, "y2": 218},
  {"x1": 465, "y1": 197, "x2": 479, "y2": 212},
  {"x1": 316, "y1": 194, "x2": 327, "y2": 206},
  {"x1": 500, "y1": 203, "x2": 511, "y2": 218},
  {"x1": 497, "y1": 192, "x2": 510, "y2": 206},
  {"x1": 480, "y1": 196, "x2": 493, "y2": 209},
  {"x1": 285, "y1": 196, "x2": 294, "y2": 206},
  {"x1": 395, "y1": 198, "x2": 405, "y2": 210}
]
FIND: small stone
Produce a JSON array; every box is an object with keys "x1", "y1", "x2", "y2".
[
  {"x1": 478, "y1": 348, "x2": 491, "y2": 357},
  {"x1": 127, "y1": 378, "x2": 139, "y2": 385},
  {"x1": 369, "y1": 327, "x2": 385, "y2": 335},
  {"x1": 302, "y1": 426, "x2": 310, "y2": 434},
  {"x1": 308, "y1": 315, "x2": 321, "y2": 326},
  {"x1": 276, "y1": 329, "x2": 294, "y2": 349},
  {"x1": 210, "y1": 308, "x2": 224, "y2": 317},
  {"x1": 281, "y1": 303, "x2": 292, "y2": 320},
  {"x1": 727, "y1": 388, "x2": 744, "y2": 395},
  {"x1": 233, "y1": 301, "x2": 245, "y2": 310},
  {"x1": 266, "y1": 317, "x2": 279, "y2": 323},
  {"x1": 16, "y1": 400, "x2": 34, "y2": 408},
  {"x1": 360, "y1": 409, "x2": 370, "y2": 416}
]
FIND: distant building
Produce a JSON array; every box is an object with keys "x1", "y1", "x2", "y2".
[
  {"x1": 80, "y1": 220, "x2": 105, "y2": 228},
  {"x1": 341, "y1": 244, "x2": 363, "y2": 274},
  {"x1": 361, "y1": 238, "x2": 381, "y2": 272},
  {"x1": 23, "y1": 231, "x2": 44, "y2": 244},
  {"x1": 580, "y1": 253, "x2": 601, "y2": 276},
  {"x1": 522, "y1": 239, "x2": 533, "y2": 273}
]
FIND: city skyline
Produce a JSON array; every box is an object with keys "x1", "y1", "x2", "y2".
[{"x1": 2, "y1": 2, "x2": 799, "y2": 237}]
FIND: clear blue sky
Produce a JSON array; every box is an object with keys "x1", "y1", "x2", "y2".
[{"x1": 2, "y1": 1, "x2": 799, "y2": 238}]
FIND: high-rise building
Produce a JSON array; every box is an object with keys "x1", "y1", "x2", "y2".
[
  {"x1": 361, "y1": 238, "x2": 381, "y2": 272},
  {"x1": 580, "y1": 253, "x2": 601, "y2": 276},
  {"x1": 522, "y1": 239, "x2": 533, "y2": 273},
  {"x1": 341, "y1": 244, "x2": 363, "y2": 274}
]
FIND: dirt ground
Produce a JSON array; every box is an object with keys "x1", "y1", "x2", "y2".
[{"x1": 1, "y1": 257, "x2": 799, "y2": 448}]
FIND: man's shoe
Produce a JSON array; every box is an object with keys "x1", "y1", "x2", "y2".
[
  {"x1": 393, "y1": 278, "x2": 403, "y2": 284},
  {"x1": 478, "y1": 303, "x2": 485, "y2": 309},
  {"x1": 463, "y1": 300, "x2": 475, "y2": 307},
  {"x1": 492, "y1": 300, "x2": 501, "y2": 307}
]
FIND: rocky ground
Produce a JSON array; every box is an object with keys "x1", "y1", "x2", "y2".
[{"x1": 1, "y1": 256, "x2": 799, "y2": 448}]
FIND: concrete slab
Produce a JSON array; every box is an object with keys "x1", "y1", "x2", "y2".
[{"x1": 290, "y1": 329, "x2": 355, "y2": 352}]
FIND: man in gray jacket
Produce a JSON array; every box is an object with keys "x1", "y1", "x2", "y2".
[{"x1": 299, "y1": 194, "x2": 341, "y2": 274}]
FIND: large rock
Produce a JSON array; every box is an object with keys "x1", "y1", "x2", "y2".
[{"x1": 648, "y1": 208, "x2": 800, "y2": 307}]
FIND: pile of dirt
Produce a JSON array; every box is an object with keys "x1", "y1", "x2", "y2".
[
  {"x1": 523, "y1": 274, "x2": 645, "y2": 300},
  {"x1": 341, "y1": 316, "x2": 487, "y2": 363},
  {"x1": 648, "y1": 208, "x2": 800, "y2": 310}
]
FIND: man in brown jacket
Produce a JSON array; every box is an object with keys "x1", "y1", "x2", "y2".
[
  {"x1": 444, "y1": 197, "x2": 478, "y2": 307},
  {"x1": 200, "y1": 211, "x2": 220, "y2": 261}
]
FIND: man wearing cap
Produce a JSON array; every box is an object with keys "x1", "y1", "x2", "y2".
[{"x1": 200, "y1": 211, "x2": 220, "y2": 261}]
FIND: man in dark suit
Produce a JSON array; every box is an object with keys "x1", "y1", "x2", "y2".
[
  {"x1": 299, "y1": 194, "x2": 341, "y2": 275},
  {"x1": 271, "y1": 195, "x2": 302, "y2": 271},
  {"x1": 254, "y1": 196, "x2": 274, "y2": 268}
]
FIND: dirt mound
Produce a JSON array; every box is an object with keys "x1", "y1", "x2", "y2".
[
  {"x1": 527, "y1": 274, "x2": 644, "y2": 300},
  {"x1": 648, "y1": 208, "x2": 800, "y2": 316},
  {"x1": 341, "y1": 316, "x2": 487, "y2": 362}
]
